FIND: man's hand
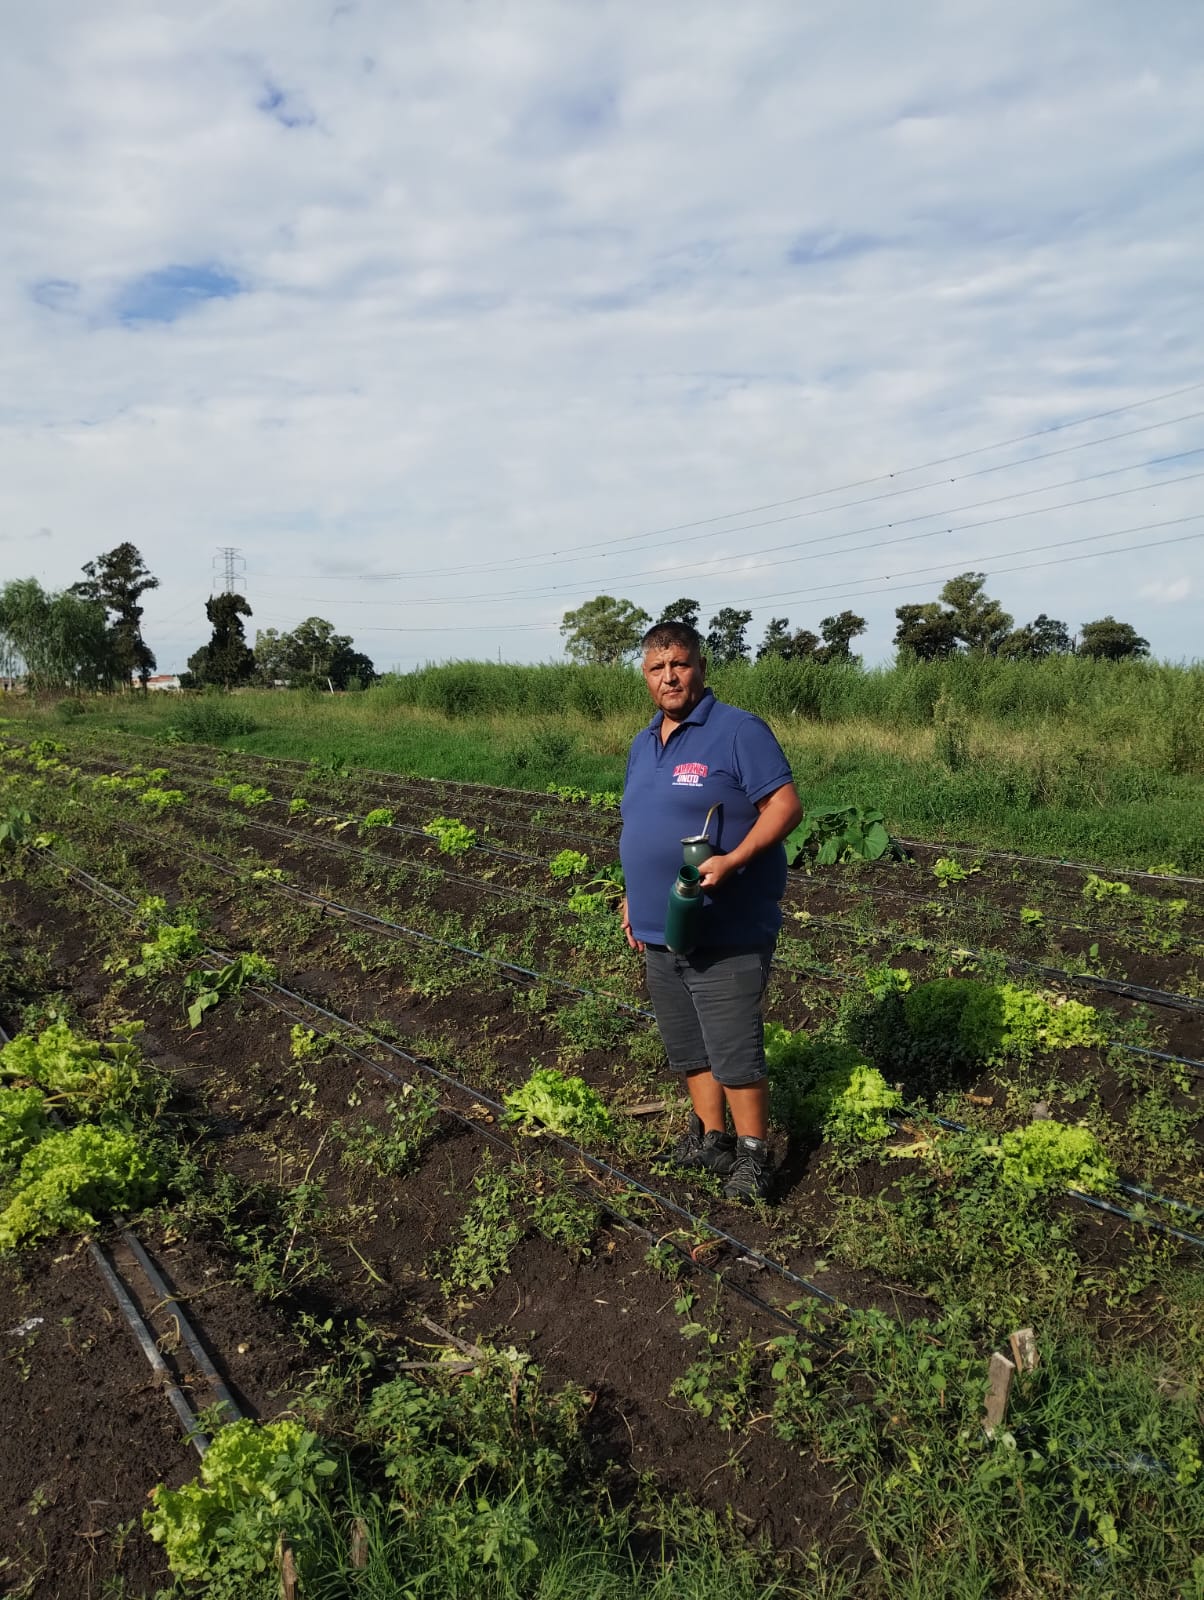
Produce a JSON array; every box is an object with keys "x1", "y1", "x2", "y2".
[
  {"x1": 619, "y1": 895, "x2": 644, "y2": 951},
  {"x1": 698, "y1": 783, "x2": 803, "y2": 889},
  {"x1": 697, "y1": 853, "x2": 738, "y2": 891}
]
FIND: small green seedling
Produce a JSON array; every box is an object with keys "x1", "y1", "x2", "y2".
[
  {"x1": 932, "y1": 857, "x2": 980, "y2": 887},
  {"x1": 549, "y1": 849, "x2": 589, "y2": 879}
]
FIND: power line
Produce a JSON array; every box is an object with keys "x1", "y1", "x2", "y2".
[
  {"x1": 293, "y1": 521, "x2": 1204, "y2": 635},
  {"x1": 251, "y1": 464, "x2": 1204, "y2": 610},
  {"x1": 246, "y1": 385, "x2": 1204, "y2": 584}
]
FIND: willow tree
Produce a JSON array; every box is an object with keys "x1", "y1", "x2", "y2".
[{"x1": 0, "y1": 579, "x2": 115, "y2": 692}]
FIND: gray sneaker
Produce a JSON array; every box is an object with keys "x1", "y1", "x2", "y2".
[
  {"x1": 670, "y1": 1112, "x2": 736, "y2": 1174},
  {"x1": 723, "y1": 1135, "x2": 774, "y2": 1202}
]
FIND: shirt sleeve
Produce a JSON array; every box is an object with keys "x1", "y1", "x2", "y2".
[{"x1": 732, "y1": 715, "x2": 795, "y2": 804}]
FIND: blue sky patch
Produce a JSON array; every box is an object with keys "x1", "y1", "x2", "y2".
[
  {"x1": 787, "y1": 231, "x2": 885, "y2": 265},
  {"x1": 258, "y1": 79, "x2": 315, "y2": 127},
  {"x1": 114, "y1": 264, "x2": 243, "y2": 325},
  {"x1": 30, "y1": 278, "x2": 79, "y2": 310}
]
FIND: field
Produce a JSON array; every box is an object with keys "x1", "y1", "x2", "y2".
[{"x1": 0, "y1": 716, "x2": 1202, "y2": 1598}]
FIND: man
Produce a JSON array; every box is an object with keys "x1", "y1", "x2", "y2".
[{"x1": 619, "y1": 621, "x2": 802, "y2": 1201}]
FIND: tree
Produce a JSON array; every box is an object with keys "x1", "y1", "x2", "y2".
[
  {"x1": 655, "y1": 597, "x2": 701, "y2": 632},
  {"x1": 254, "y1": 617, "x2": 376, "y2": 689},
  {"x1": 560, "y1": 596, "x2": 650, "y2": 666},
  {"x1": 894, "y1": 602, "x2": 959, "y2": 661},
  {"x1": 1000, "y1": 614, "x2": 1073, "y2": 660},
  {"x1": 188, "y1": 593, "x2": 256, "y2": 689},
  {"x1": 1078, "y1": 616, "x2": 1150, "y2": 661},
  {"x1": 816, "y1": 610, "x2": 867, "y2": 663},
  {"x1": 705, "y1": 608, "x2": 753, "y2": 666},
  {"x1": 0, "y1": 578, "x2": 115, "y2": 691},
  {"x1": 756, "y1": 618, "x2": 820, "y2": 661},
  {"x1": 939, "y1": 572, "x2": 1013, "y2": 654},
  {"x1": 70, "y1": 542, "x2": 159, "y2": 689},
  {"x1": 757, "y1": 617, "x2": 791, "y2": 659}
]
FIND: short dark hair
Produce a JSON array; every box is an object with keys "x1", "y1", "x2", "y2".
[{"x1": 640, "y1": 621, "x2": 704, "y2": 658}]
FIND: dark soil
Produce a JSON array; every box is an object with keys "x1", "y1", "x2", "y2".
[{"x1": 1, "y1": 737, "x2": 1201, "y2": 1595}]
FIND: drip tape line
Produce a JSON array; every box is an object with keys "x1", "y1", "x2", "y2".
[
  {"x1": 88, "y1": 1240, "x2": 211, "y2": 1454},
  {"x1": 100, "y1": 755, "x2": 1204, "y2": 1018},
  {"x1": 0, "y1": 1021, "x2": 240, "y2": 1451},
  {"x1": 923, "y1": 1113, "x2": 1204, "y2": 1250},
  {"x1": 78, "y1": 737, "x2": 615, "y2": 854},
  {"x1": 45, "y1": 849, "x2": 1202, "y2": 1268},
  {"x1": 95, "y1": 808, "x2": 845, "y2": 1010},
  {"x1": 785, "y1": 872, "x2": 1204, "y2": 959},
  {"x1": 255, "y1": 988, "x2": 841, "y2": 1345},
  {"x1": 119, "y1": 1229, "x2": 242, "y2": 1423},
  {"x1": 95, "y1": 808, "x2": 1204, "y2": 1084},
  {"x1": 29, "y1": 731, "x2": 1204, "y2": 887},
  {"x1": 894, "y1": 838, "x2": 1204, "y2": 889},
  {"x1": 111, "y1": 801, "x2": 576, "y2": 918},
  {"x1": 41, "y1": 852, "x2": 844, "y2": 1329},
  {"x1": 0, "y1": 1023, "x2": 211, "y2": 1454},
  {"x1": 85, "y1": 765, "x2": 1204, "y2": 1023},
  {"x1": 46, "y1": 748, "x2": 1204, "y2": 1013},
  {"x1": 100, "y1": 816, "x2": 660, "y2": 1020}
]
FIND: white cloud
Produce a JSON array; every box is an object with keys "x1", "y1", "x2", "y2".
[
  {"x1": 2, "y1": 1, "x2": 1203, "y2": 670},
  {"x1": 1139, "y1": 576, "x2": 1193, "y2": 604}
]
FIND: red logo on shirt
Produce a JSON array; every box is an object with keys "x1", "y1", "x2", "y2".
[{"x1": 672, "y1": 762, "x2": 708, "y2": 787}]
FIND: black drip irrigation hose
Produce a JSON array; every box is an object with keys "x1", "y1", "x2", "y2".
[
  {"x1": 0, "y1": 1017, "x2": 230, "y2": 1453},
  {"x1": 122, "y1": 799, "x2": 578, "y2": 919},
  {"x1": 787, "y1": 867, "x2": 1204, "y2": 960},
  {"x1": 48, "y1": 747, "x2": 1204, "y2": 1019},
  {"x1": 99, "y1": 805, "x2": 1204, "y2": 1086},
  {"x1": 97, "y1": 814, "x2": 660, "y2": 1021},
  {"x1": 256, "y1": 987, "x2": 843, "y2": 1344},
  {"x1": 791, "y1": 896, "x2": 1204, "y2": 1020},
  {"x1": 28, "y1": 773, "x2": 1204, "y2": 1092},
  {"x1": 42, "y1": 850, "x2": 1204, "y2": 1264},
  {"x1": 30, "y1": 730, "x2": 1204, "y2": 889},
  {"x1": 42, "y1": 853, "x2": 845, "y2": 1338},
  {"x1": 151, "y1": 762, "x2": 1204, "y2": 1019},
  {"x1": 895, "y1": 837, "x2": 1204, "y2": 889},
  {"x1": 923, "y1": 1112, "x2": 1204, "y2": 1251},
  {"x1": 119, "y1": 1229, "x2": 242, "y2": 1423},
  {"x1": 117, "y1": 768, "x2": 1204, "y2": 1021},
  {"x1": 88, "y1": 1240, "x2": 212, "y2": 1454}
]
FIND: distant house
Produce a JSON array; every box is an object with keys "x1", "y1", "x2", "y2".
[
  {"x1": 0, "y1": 675, "x2": 25, "y2": 694},
  {"x1": 142, "y1": 674, "x2": 182, "y2": 692}
]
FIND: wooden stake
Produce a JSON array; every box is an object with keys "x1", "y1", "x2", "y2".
[
  {"x1": 277, "y1": 1533, "x2": 298, "y2": 1599},
  {"x1": 350, "y1": 1517, "x2": 369, "y2": 1570},
  {"x1": 983, "y1": 1351, "x2": 1016, "y2": 1436},
  {"x1": 1009, "y1": 1327, "x2": 1039, "y2": 1373}
]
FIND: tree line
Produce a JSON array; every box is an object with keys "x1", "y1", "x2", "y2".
[
  {"x1": 559, "y1": 574, "x2": 1151, "y2": 666},
  {"x1": 0, "y1": 545, "x2": 376, "y2": 694}
]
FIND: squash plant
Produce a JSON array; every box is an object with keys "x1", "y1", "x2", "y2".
[{"x1": 785, "y1": 805, "x2": 902, "y2": 867}]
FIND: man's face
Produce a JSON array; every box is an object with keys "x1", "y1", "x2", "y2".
[{"x1": 641, "y1": 642, "x2": 706, "y2": 720}]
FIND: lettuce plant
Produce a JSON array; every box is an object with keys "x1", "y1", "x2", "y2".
[
  {"x1": 998, "y1": 1121, "x2": 1117, "y2": 1195},
  {"x1": 503, "y1": 1069, "x2": 614, "y2": 1140},
  {"x1": 145, "y1": 1419, "x2": 337, "y2": 1588}
]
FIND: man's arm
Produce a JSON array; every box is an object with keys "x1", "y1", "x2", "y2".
[
  {"x1": 618, "y1": 894, "x2": 645, "y2": 952},
  {"x1": 696, "y1": 782, "x2": 803, "y2": 891}
]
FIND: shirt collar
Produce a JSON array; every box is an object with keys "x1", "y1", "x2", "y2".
[{"x1": 647, "y1": 687, "x2": 716, "y2": 734}]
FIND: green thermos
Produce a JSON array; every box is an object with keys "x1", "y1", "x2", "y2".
[
  {"x1": 665, "y1": 863, "x2": 703, "y2": 954},
  {"x1": 667, "y1": 807, "x2": 719, "y2": 954}
]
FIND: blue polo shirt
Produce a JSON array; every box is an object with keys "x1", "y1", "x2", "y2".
[{"x1": 619, "y1": 689, "x2": 794, "y2": 946}]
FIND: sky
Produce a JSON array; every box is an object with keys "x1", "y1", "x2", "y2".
[{"x1": 3, "y1": 1, "x2": 1204, "y2": 673}]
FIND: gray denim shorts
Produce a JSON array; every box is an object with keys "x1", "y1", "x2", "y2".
[{"x1": 643, "y1": 942, "x2": 776, "y2": 1088}]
